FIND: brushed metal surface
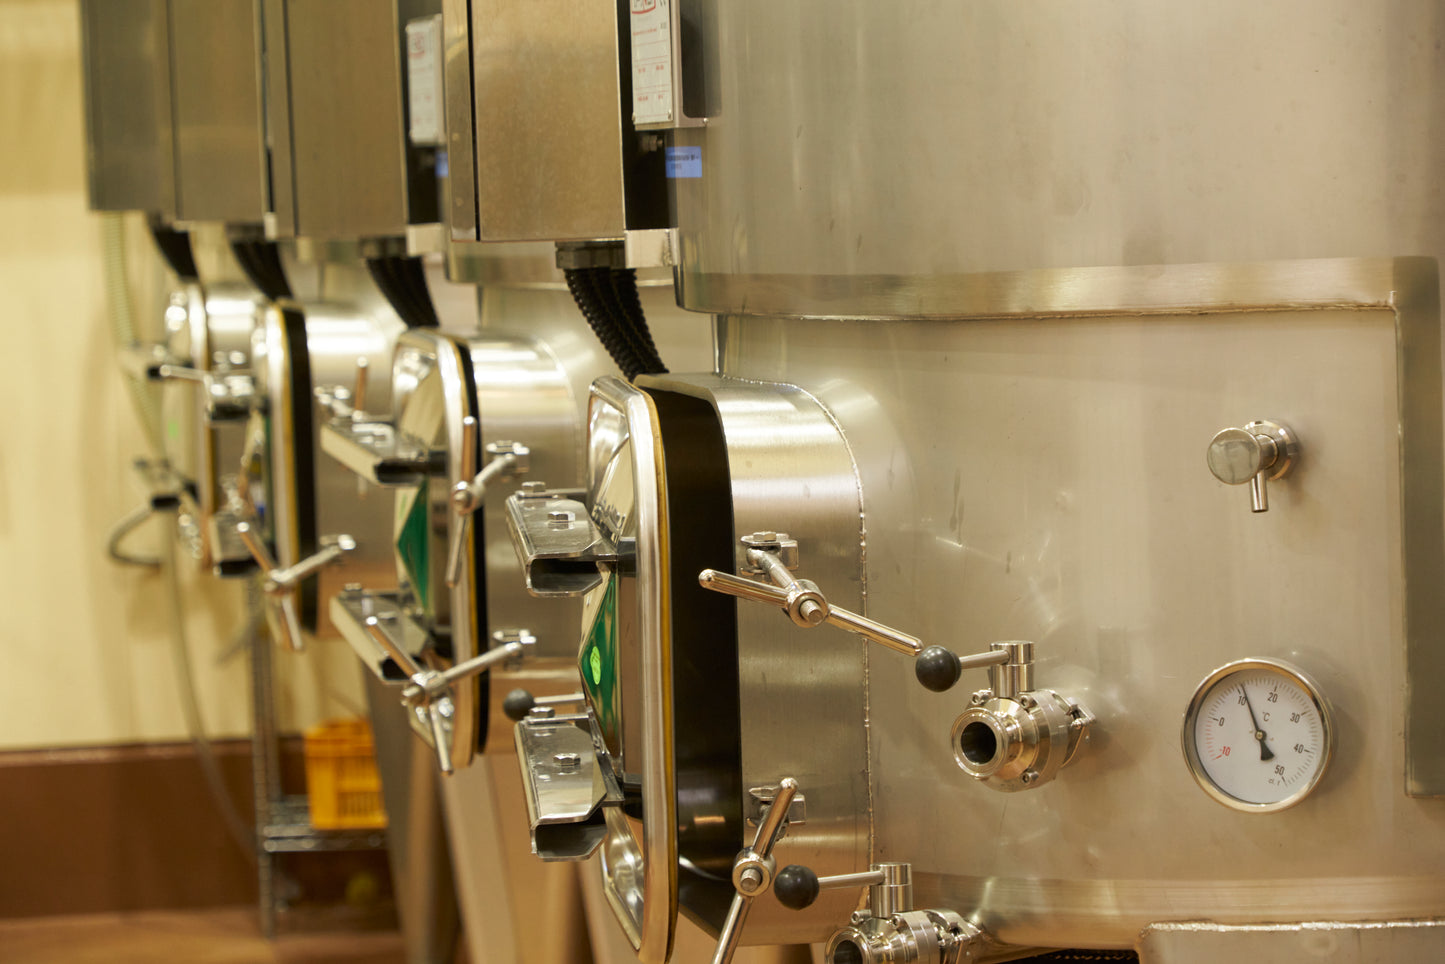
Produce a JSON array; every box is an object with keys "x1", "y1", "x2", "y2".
[
  {"x1": 466, "y1": 0, "x2": 628, "y2": 241},
  {"x1": 167, "y1": 0, "x2": 266, "y2": 224},
  {"x1": 670, "y1": 0, "x2": 1445, "y2": 317},
  {"x1": 79, "y1": 0, "x2": 174, "y2": 214},
  {"x1": 709, "y1": 259, "x2": 1445, "y2": 950},
  {"x1": 637, "y1": 374, "x2": 872, "y2": 948},
  {"x1": 262, "y1": 0, "x2": 412, "y2": 240}
]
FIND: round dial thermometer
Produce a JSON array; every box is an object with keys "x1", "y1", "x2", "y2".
[{"x1": 1182, "y1": 658, "x2": 1334, "y2": 813}]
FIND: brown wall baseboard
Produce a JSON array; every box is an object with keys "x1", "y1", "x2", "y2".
[{"x1": 0, "y1": 739, "x2": 391, "y2": 919}]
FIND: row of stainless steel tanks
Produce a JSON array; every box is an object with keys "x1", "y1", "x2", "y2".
[{"x1": 81, "y1": 2, "x2": 1445, "y2": 963}]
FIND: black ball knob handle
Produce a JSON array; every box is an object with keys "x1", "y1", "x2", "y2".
[
  {"x1": 773, "y1": 864, "x2": 820, "y2": 910},
  {"x1": 915, "y1": 645, "x2": 962, "y2": 692},
  {"x1": 502, "y1": 688, "x2": 536, "y2": 722}
]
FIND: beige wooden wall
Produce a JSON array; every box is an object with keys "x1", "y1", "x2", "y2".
[{"x1": 0, "y1": 0, "x2": 363, "y2": 749}]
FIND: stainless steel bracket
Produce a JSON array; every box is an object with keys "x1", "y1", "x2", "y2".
[
  {"x1": 330, "y1": 588, "x2": 433, "y2": 683},
  {"x1": 505, "y1": 483, "x2": 627, "y2": 597},
  {"x1": 514, "y1": 711, "x2": 625, "y2": 861},
  {"x1": 320, "y1": 418, "x2": 441, "y2": 486}
]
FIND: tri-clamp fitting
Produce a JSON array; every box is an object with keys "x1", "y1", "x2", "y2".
[
  {"x1": 920, "y1": 641, "x2": 1093, "y2": 791},
  {"x1": 771, "y1": 860, "x2": 986, "y2": 964},
  {"x1": 708, "y1": 779, "x2": 985, "y2": 964}
]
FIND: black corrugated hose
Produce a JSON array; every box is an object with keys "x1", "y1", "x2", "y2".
[
  {"x1": 565, "y1": 267, "x2": 667, "y2": 381},
  {"x1": 367, "y1": 255, "x2": 439, "y2": 329},
  {"x1": 230, "y1": 239, "x2": 293, "y2": 302},
  {"x1": 149, "y1": 219, "x2": 199, "y2": 281}
]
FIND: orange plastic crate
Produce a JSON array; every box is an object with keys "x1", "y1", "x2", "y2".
[{"x1": 303, "y1": 718, "x2": 388, "y2": 830}]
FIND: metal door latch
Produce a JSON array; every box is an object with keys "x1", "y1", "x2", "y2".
[
  {"x1": 446, "y1": 414, "x2": 530, "y2": 587},
  {"x1": 698, "y1": 532, "x2": 922, "y2": 656},
  {"x1": 704, "y1": 531, "x2": 1094, "y2": 791},
  {"x1": 234, "y1": 520, "x2": 354, "y2": 652},
  {"x1": 361, "y1": 617, "x2": 534, "y2": 775}
]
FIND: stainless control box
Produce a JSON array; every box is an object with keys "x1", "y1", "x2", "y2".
[
  {"x1": 79, "y1": 0, "x2": 175, "y2": 215},
  {"x1": 261, "y1": 0, "x2": 440, "y2": 242},
  {"x1": 444, "y1": 0, "x2": 667, "y2": 244}
]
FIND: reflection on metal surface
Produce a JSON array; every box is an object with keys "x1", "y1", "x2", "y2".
[
  {"x1": 515, "y1": 712, "x2": 625, "y2": 861},
  {"x1": 710, "y1": 257, "x2": 1445, "y2": 950},
  {"x1": 1138, "y1": 919, "x2": 1445, "y2": 963},
  {"x1": 670, "y1": 2, "x2": 1445, "y2": 289}
]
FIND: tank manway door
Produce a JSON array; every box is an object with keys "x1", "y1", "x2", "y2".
[{"x1": 506, "y1": 376, "x2": 679, "y2": 962}]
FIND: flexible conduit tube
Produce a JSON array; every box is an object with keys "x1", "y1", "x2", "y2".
[
  {"x1": 101, "y1": 212, "x2": 165, "y2": 458},
  {"x1": 162, "y1": 524, "x2": 256, "y2": 862}
]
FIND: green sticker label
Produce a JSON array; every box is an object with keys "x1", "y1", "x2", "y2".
[{"x1": 580, "y1": 577, "x2": 619, "y2": 752}]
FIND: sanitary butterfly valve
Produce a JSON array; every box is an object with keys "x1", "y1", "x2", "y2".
[
  {"x1": 700, "y1": 532, "x2": 1094, "y2": 791},
  {"x1": 708, "y1": 778, "x2": 988, "y2": 964}
]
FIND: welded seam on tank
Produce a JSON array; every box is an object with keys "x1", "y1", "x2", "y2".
[
  {"x1": 793, "y1": 381, "x2": 876, "y2": 867},
  {"x1": 677, "y1": 257, "x2": 1403, "y2": 323}
]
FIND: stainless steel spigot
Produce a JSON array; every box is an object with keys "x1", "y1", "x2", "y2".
[
  {"x1": 1206, "y1": 418, "x2": 1299, "y2": 512},
  {"x1": 445, "y1": 414, "x2": 530, "y2": 588},
  {"x1": 710, "y1": 777, "x2": 801, "y2": 964},
  {"x1": 363, "y1": 616, "x2": 533, "y2": 775},
  {"x1": 234, "y1": 520, "x2": 354, "y2": 652},
  {"x1": 771, "y1": 861, "x2": 987, "y2": 964},
  {"x1": 698, "y1": 532, "x2": 923, "y2": 656}
]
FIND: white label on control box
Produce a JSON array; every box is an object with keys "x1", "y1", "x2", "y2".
[
  {"x1": 630, "y1": 0, "x2": 674, "y2": 126},
  {"x1": 406, "y1": 16, "x2": 444, "y2": 146}
]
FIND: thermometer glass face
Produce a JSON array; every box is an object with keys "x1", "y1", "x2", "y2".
[{"x1": 1183, "y1": 659, "x2": 1333, "y2": 813}]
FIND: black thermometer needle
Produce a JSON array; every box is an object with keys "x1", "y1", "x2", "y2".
[{"x1": 1240, "y1": 685, "x2": 1275, "y2": 761}]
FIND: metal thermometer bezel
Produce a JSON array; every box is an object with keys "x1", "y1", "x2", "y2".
[{"x1": 1181, "y1": 657, "x2": 1335, "y2": 814}]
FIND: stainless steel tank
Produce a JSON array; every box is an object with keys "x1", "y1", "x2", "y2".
[{"x1": 537, "y1": 2, "x2": 1445, "y2": 961}]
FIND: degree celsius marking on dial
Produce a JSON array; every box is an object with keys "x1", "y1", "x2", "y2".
[{"x1": 1182, "y1": 658, "x2": 1334, "y2": 813}]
